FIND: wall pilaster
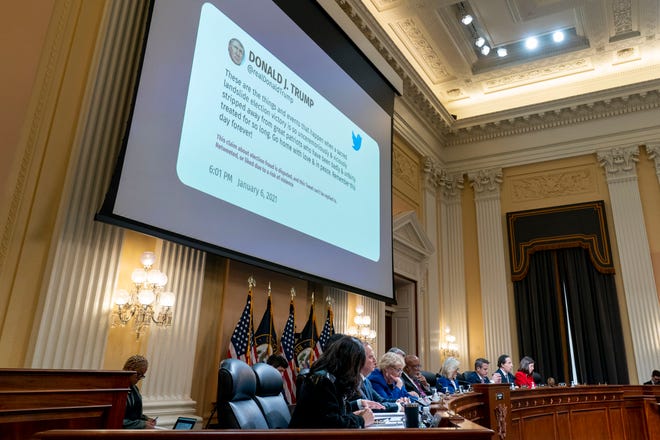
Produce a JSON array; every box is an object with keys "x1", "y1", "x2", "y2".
[
  {"x1": 597, "y1": 146, "x2": 660, "y2": 383},
  {"x1": 468, "y1": 168, "x2": 512, "y2": 362}
]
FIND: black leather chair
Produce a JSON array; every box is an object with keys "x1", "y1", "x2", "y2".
[
  {"x1": 217, "y1": 359, "x2": 269, "y2": 429},
  {"x1": 252, "y1": 363, "x2": 291, "y2": 428},
  {"x1": 421, "y1": 370, "x2": 437, "y2": 387}
]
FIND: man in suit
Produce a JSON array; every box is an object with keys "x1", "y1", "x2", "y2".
[
  {"x1": 643, "y1": 370, "x2": 660, "y2": 385},
  {"x1": 464, "y1": 358, "x2": 492, "y2": 384},
  {"x1": 349, "y1": 343, "x2": 401, "y2": 412},
  {"x1": 402, "y1": 355, "x2": 431, "y2": 397},
  {"x1": 492, "y1": 354, "x2": 516, "y2": 384}
]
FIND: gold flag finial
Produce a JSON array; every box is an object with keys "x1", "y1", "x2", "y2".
[
  {"x1": 248, "y1": 276, "x2": 256, "y2": 289},
  {"x1": 268, "y1": 282, "x2": 272, "y2": 296},
  {"x1": 290, "y1": 287, "x2": 296, "y2": 299}
]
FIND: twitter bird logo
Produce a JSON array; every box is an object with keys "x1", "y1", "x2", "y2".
[{"x1": 352, "y1": 131, "x2": 362, "y2": 151}]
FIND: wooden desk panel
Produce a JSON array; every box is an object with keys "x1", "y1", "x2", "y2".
[
  {"x1": 34, "y1": 427, "x2": 494, "y2": 440},
  {"x1": 0, "y1": 369, "x2": 132, "y2": 440},
  {"x1": 447, "y1": 384, "x2": 660, "y2": 440}
]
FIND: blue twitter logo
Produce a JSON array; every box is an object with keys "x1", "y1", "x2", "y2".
[{"x1": 352, "y1": 131, "x2": 362, "y2": 151}]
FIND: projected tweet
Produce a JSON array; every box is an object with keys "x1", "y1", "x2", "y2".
[{"x1": 177, "y1": 2, "x2": 380, "y2": 261}]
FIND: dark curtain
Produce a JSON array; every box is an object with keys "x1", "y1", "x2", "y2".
[
  {"x1": 557, "y1": 248, "x2": 628, "y2": 384},
  {"x1": 514, "y1": 251, "x2": 568, "y2": 383},
  {"x1": 514, "y1": 247, "x2": 629, "y2": 385}
]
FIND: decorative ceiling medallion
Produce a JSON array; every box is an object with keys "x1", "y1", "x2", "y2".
[
  {"x1": 483, "y1": 59, "x2": 594, "y2": 93},
  {"x1": 390, "y1": 17, "x2": 452, "y2": 84}
]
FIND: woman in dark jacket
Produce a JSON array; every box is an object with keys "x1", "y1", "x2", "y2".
[{"x1": 289, "y1": 336, "x2": 374, "y2": 428}]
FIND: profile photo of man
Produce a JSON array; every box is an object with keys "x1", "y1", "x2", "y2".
[{"x1": 228, "y1": 38, "x2": 245, "y2": 65}]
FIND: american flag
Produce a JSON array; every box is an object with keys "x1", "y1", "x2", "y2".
[
  {"x1": 280, "y1": 299, "x2": 297, "y2": 404},
  {"x1": 314, "y1": 307, "x2": 334, "y2": 359},
  {"x1": 227, "y1": 288, "x2": 256, "y2": 365}
]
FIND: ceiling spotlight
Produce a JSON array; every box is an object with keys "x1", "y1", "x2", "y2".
[
  {"x1": 481, "y1": 45, "x2": 491, "y2": 55},
  {"x1": 461, "y1": 14, "x2": 473, "y2": 25},
  {"x1": 553, "y1": 30, "x2": 565, "y2": 43},
  {"x1": 525, "y1": 36, "x2": 539, "y2": 50},
  {"x1": 475, "y1": 37, "x2": 485, "y2": 48},
  {"x1": 497, "y1": 47, "x2": 508, "y2": 57}
]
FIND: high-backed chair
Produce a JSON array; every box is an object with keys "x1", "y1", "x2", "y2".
[
  {"x1": 421, "y1": 370, "x2": 437, "y2": 388},
  {"x1": 217, "y1": 359, "x2": 269, "y2": 429},
  {"x1": 252, "y1": 363, "x2": 291, "y2": 428}
]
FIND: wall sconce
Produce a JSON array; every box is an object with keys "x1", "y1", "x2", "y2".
[
  {"x1": 440, "y1": 326, "x2": 459, "y2": 359},
  {"x1": 111, "y1": 251, "x2": 175, "y2": 339},
  {"x1": 347, "y1": 304, "x2": 376, "y2": 342}
]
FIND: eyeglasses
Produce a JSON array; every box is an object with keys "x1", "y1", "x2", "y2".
[{"x1": 135, "y1": 372, "x2": 146, "y2": 380}]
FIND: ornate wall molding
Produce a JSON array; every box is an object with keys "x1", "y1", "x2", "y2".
[{"x1": 510, "y1": 167, "x2": 596, "y2": 202}]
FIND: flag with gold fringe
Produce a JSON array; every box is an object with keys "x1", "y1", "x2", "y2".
[
  {"x1": 254, "y1": 285, "x2": 278, "y2": 363},
  {"x1": 294, "y1": 297, "x2": 318, "y2": 370},
  {"x1": 314, "y1": 304, "x2": 335, "y2": 359},
  {"x1": 227, "y1": 278, "x2": 257, "y2": 365},
  {"x1": 280, "y1": 295, "x2": 297, "y2": 404}
]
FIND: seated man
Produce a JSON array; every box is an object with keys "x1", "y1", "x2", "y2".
[
  {"x1": 643, "y1": 369, "x2": 660, "y2": 385},
  {"x1": 349, "y1": 343, "x2": 401, "y2": 413},
  {"x1": 464, "y1": 358, "x2": 492, "y2": 384},
  {"x1": 402, "y1": 355, "x2": 431, "y2": 397}
]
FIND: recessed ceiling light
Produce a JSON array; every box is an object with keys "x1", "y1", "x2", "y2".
[
  {"x1": 475, "y1": 37, "x2": 485, "y2": 48},
  {"x1": 553, "y1": 30, "x2": 565, "y2": 43},
  {"x1": 525, "y1": 37, "x2": 539, "y2": 50},
  {"x1": 461, "y1": 14, "x2": 473, "y2": 25},
  {"x1": 497, "y1": 48, "x2": 508, "y2": 57},
  {"x1": 481, "y1": 45, "x2": 491, "y2": 55}
]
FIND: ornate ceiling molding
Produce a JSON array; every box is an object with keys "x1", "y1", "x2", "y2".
[
  {"x1": 447, "y1": 87, "x2": 660, "y2": 146},
  {"x1": 337, "y1": 0, "x2": 660, "y2": 149},
  {"x1": 336, "y1": 0, "x2": 453, "y2": 134}
]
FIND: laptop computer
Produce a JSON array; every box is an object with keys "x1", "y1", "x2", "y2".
[{"x1": 172, "y1": 416, "x2": 197, "y2": 430}]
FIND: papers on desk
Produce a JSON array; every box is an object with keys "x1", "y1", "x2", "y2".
[{"x1": 370, "y1": 412, "x2": 405, "y2": 429}]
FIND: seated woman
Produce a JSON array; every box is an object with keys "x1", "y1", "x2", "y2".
[
  {"x1": 436, "y1": 357, "x2": 461, "y2": 394},
  {"x1": 289, "y1": 336, "x2": 374, "y2": 428},
  {"x1": 122, "y1": 355, "x2": 156, "y2": 429},
  {"x1": 514, "y1": 356, "x2": 536, "y2": 388},
  {"x1": 368, "y1": 352, "x2": 415, "y2": 401}
]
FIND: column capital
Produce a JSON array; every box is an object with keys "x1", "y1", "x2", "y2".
[
  {"x1": 645, "y1": 144, "x2": 660, "y2": 185},
  {"x1": 440, "y1": 173, "x2": 465, "y2": 202},
  {"x1": 423, "y1": 157, "x2": 443, "y2": 190},
  {"x1": 597, "y1": 146, "x2": 639, "y2": 181},
  {"x1": 468, "y1": 168, "x2": 503, "y2": 198}
]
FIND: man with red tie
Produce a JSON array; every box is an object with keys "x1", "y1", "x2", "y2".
[{"x1": 464, "y1": 358, "x2": 492, "y2": 384}]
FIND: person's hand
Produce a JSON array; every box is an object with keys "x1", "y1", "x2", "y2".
[
  {"x1": 145, "y1": 418, "x2": 156, "y2": 429},
  {"x1": 492, "y1": 372, "x2": 502, "y2": 384},
  {"x1": 416, "y1": 372, "x2": 429, "y2": 387},
  {"x1": 356, "y1": 408, "x2": 374, "y2": 427},
  {"x1": 408, "y1": 390, "x2": 420, "y2": 398},
  {"x1": 396, "y1": 396, "x2": 410, "y2": 405},
  {"x1": 361, "y1": 399, "x2": 386, "y2": 410},
  {"x1": 394, "y1": 377, "x2": 404, "y2": 389}
]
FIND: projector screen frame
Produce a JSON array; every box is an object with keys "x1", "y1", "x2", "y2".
[{"x1": 96, "y1": 0, "x2": 397, "y2": 304}]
